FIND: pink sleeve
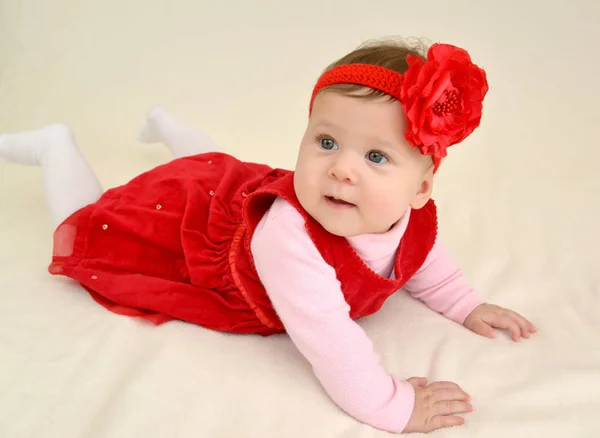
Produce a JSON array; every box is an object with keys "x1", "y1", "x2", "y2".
[
  {"x1": 403, "y1": 239, "x2": 485, "y2": 324},
  {"x1": 250, "y1": 198, "x2": 415, "y2": 433}
]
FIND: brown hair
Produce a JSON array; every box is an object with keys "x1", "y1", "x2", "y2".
[{"x1": 321, "y1": 38, "x2": 429, "y2": 101}]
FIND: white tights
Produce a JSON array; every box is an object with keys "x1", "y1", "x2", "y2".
[{"x1": 0, "y1": 107, "x2": 220, "y2": 227}]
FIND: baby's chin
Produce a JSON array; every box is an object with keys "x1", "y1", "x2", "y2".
[
  {"x1": 322, "y1": 225, "x2": 362, "y2": 237},
  {"x1": 315, "y1": 215, "x2": 375, "y2": 238},
  {"x1": 322, "y1": 224, "x2": 359, "y2": 237},
  {"x1": 321, "y1": 217, "x2": 399, "y2": 236}
]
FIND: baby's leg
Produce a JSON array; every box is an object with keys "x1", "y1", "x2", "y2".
[
  {"x1": 138, "y1": 107, "x2": 220, "y2": 159},
  {"x1": 0, "y1": 125, "x2": 103, "y2": 226}
]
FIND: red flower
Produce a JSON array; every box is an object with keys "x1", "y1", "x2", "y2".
[{"x1": 400, "y1": 43, "x2": 489, "y2": 158}]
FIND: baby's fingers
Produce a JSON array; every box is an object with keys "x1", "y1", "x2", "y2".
[
  {"x1": 407, "y1": 377, "x2": 428, "y2": 388},
  {"x1": 428, "y1": 414, "x2": 465, "y2": 431},
  {"x1": 433, "y1": 386, "x2": 471, "y2": 402},
  {"x1": 517, "y1": 312, "x2": 537, "y2": 334},
  {"x1": 469, "y1": 319, "x2": 496, "y2": 339},
  {"x1": 510, "y1": 311, "x2": 534, "y2": 339},
  {"x1": 434, "y1": 399, "x2": 473, "y2": 417},
  {"x1": 490, "y1": 315, "x2": 521, "y2": 341}
]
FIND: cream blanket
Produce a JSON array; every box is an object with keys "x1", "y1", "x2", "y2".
[{"x1": 1, "y1": 1, "x2": 599, "y2": 436}]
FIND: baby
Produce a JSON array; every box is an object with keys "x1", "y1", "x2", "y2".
[{"x1": 0, "y1": 39, "x2": 536, "y2": 434}]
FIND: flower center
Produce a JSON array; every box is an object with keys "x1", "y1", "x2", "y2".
[{"x1": 432, "y1": 90, "x2": 459, "y2": 116}]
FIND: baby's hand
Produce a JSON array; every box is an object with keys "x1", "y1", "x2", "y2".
[
  {"x1": 403, "y1": 377, "x2": 472, "y2": 433},
  {"x1": 464, "y1": 303, "x2": 536, "y2": 342}
]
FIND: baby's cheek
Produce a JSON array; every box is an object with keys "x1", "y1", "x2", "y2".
[
  {"x1": 365, "y1": 191, "x2": 401, "y2": 222},
  {"x1": 295, "y1": 179, "x2": 313, "y2": 209},
  {"x1": 296, "y1": 170, "x2": 322, "y2": 211}
]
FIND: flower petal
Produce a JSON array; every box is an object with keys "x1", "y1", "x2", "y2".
[{"x1": 399, "y1": 43, "x2": 488, "y2": 160}]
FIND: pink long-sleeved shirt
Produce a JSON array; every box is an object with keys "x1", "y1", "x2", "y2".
[{"x1": 250, "y1": 196, "x2": 483, "y2": 433}]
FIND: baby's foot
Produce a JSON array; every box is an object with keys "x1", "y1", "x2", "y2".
[
  {"x1": 137, "y1": 106, "x2": 168, "y2": 144},
  {"x1": 0, "y1": 124, "x2": 73, "y2": 166},
  {"x1": 137, "y1": 106, "x2": 220, "y2": 158}
]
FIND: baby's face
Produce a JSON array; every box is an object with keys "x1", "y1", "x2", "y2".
[{"x1": 293, "y1": 90, "x2": 433, "y2": 237}]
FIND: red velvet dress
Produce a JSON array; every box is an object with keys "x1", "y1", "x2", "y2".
[{"x1": 49, "y1": 152, "x2": 438, "y2": 336}]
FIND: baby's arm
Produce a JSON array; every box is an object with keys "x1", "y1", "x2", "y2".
[
  {"x1": 251, "y1": 198, "x2": 415, "y2": 433},
  {"x1": 402, "y1": 239, "x2": 484, "y2": 324},
  {"x1": 405, "y1": 239, "x2": 537, "y2": 341}
]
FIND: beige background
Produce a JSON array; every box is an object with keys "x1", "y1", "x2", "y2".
[{"x1": 1, "y1": 1, "x2": 599, "y2": 437}]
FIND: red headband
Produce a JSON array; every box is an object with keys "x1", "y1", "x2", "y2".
[{"x1": 309, "y1": 43, "x2": 489, "y2": 172}]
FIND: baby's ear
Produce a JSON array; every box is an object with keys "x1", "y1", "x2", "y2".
[{"x1": 409, "y1": 170, "x2": 434, "y2": 210}]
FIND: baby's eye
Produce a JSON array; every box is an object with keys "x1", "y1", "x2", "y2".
[
  {"x1": 319, "y1": 137, "x2": 338, "y2": 150},
  {"x1": 367, "y1": 150, "x2": 388, "y2": 164}
]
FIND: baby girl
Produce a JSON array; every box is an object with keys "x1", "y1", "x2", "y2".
[{"x1": 0, "y1": 39, "x2": 536, "y2": 434}]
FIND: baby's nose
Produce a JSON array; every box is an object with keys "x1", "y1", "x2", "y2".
[{"x1": 328, "y1": 157, "x2": 359, "y2": 184}]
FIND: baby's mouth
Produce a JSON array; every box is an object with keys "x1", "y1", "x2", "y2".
[{"x1": 325, "y1": 196, "x2": 356, "y2": 207}]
